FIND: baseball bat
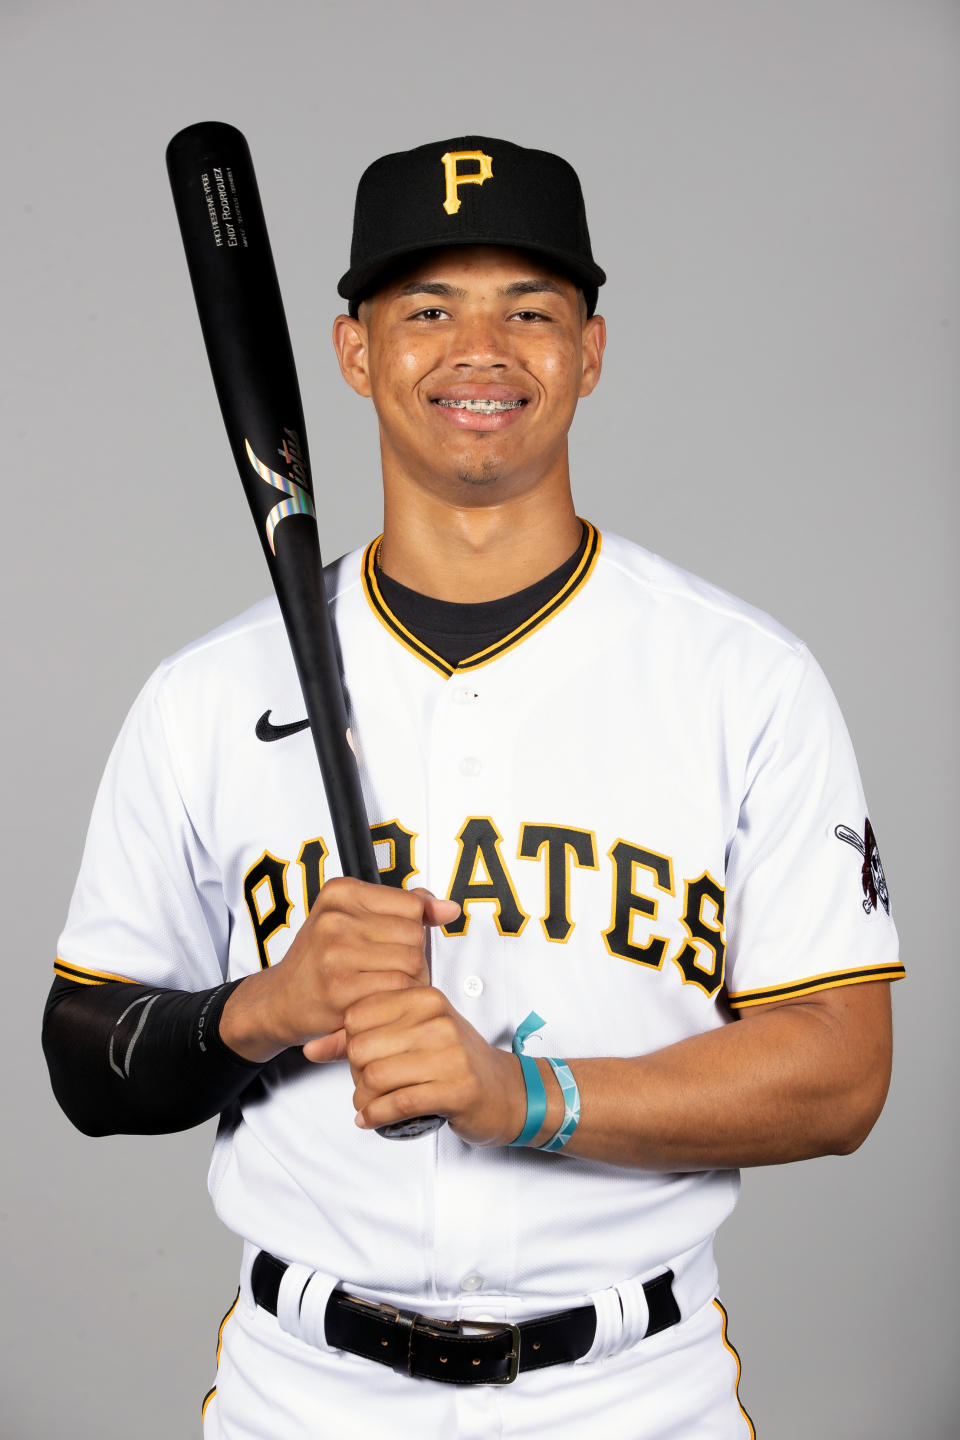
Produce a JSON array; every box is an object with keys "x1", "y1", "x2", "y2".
[{"x1": 166, "y1": 121, "x2": 443, "y2": 1140}]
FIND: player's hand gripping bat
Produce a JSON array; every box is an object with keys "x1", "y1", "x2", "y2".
[{"x1": 166, "y1": 121, "x2": 444, "y2": 1140}]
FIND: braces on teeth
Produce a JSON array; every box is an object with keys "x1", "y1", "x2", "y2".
[{"x1": 435, "y1": 399, "x2": 524, "y2": 412}]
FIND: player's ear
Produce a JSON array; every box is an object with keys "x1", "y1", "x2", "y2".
[
  {"x1": 578, "y1": 314, "x2": 606, "y2": 398},
  {"x1": 332, "y1": 313, "x2": 372, "y2": 398}
]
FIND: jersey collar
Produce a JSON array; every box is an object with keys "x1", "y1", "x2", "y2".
[{"x1": 361, "y1": 521, "x2": 601, "y2": 678}]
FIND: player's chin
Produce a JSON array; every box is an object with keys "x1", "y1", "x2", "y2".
[
  {"x1": 444, "y1": 440, "x2": 538, "y2": 493},
  {"x1": 454, "y1": 460, "x2": 506, "y2": 488}
]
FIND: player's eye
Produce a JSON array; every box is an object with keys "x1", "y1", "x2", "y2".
[
  {"x1": 510, "y1": 309, "x2": 551, "y2": 322},
  {"x1": 410, "y1": 307, "x2": 449, "y2": 321}
]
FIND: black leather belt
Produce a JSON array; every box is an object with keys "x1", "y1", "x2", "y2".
[{"x1": 251, "y1": 1251, "x2": 681, "y2": 1385}]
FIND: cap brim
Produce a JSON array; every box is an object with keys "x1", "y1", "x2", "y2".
[{"x1": 338, "y1": 236, "x2": 606, "y2": 313}]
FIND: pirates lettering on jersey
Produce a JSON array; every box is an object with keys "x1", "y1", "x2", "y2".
[
  {"x1": 243, "y1": 851, "x2": 293, "y2": 969},
  {"x1": 603, "y1": 841, "x2": 674, "y2": 970},
  {"x1": 298, "y1": 838, "x2": 329, "y2": 914},
  {"x1": 673, "y1": 873, "x2": 726, "y2": 997},
  {"x1": 294, "y1": 824, "x2": 415, "y2": 919},
  {"x1": 518, "y1": 824, "x2": 598, "y2": 942},
  {"x1": 370, "y1": 819, "x2": 417, "y2": 890},
  {"x1": 243, "y1": 826, "x2": 415, "y2": 965},
  {"x1": 443, "y1": 817, "x2": 528, "y2": 937},
  {"x1": 241, "y1": 817, "x2": 728, "y2": 989}
]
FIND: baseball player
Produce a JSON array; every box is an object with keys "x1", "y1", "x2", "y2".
[{"x1": 44, "y1": 136, "x2": 903, "y2": 1439}]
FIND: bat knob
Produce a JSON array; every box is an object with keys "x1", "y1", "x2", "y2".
[{"x1": 374, "y1": 1114, "x2": 447, "y2": 1141}]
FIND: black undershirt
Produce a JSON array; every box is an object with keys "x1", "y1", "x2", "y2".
[
  {"x1": 44, "y1": 528, "x2": 590, "y2": 1136},
  {"x1": 375, "y1": 523, "x2": 588, "y2": 667}
]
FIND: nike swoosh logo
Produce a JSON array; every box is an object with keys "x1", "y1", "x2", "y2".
[{"x1": 256, "y1": 710, "x2": 311, "y2": 742}]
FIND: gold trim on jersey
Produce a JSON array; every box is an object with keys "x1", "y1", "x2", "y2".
[
  {"x1": 727, "y1": 962, "x2": 906, "y2": 1009},
  {"x1": 202, "y1": 1287, "x2": 241, "y2": 1423},
  {"x1": 713, "y1": 1299, "x2": 756, "y2": 1438},
  {"x1": 360, "y1": 521, "x2": 601, "y2": 677},
  {"x1": 52, "y1": 959, "x2": 140, "y2": 986},
  {"x1": 216, "y1": 1289, "x2": 239, "y2": 1364}
]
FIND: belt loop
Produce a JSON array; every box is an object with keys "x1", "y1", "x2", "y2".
[
  {"x1": 576, "y1": 1285, "x2": 624, "y2": 1364},
  {"x1": 274, "y1": 1264, "x2": 340, "y2": 1353},
  {"x1": 275, "y1": 1262, "x2": 315, "y2": 1338},
  {"x1": 297, "y1": 1271, "x2": 340, "y2": 1352},
  {"x1": 580, "y1": 1238, "x2": 718, "y2": 1365},
  {"x1": 617, "y1": 1272, "x2": 651, "y2": 1344}
]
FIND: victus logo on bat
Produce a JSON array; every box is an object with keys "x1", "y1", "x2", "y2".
[{"x1": 244, "y1": 428, "x2": 316, "y2": 553}]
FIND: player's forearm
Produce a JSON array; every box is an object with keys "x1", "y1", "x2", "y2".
[
  {"x1": 42, "y1": 976, "x2": 263, "y2": 1136},
  {"x1": 545, "y1": 984, "x2": 893, "y2": 1171},
  {"x1": 218, "y1": 967, "x2": 294, "y2": 1062}
]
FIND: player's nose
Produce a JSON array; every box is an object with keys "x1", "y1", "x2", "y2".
[{"x1": 447, "y1": 312, "x2": 512, "y2": 369}]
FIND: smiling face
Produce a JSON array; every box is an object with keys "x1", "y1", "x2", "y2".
[{"x1": 333, "y1": 247, "x2": 605, "y2": 508}]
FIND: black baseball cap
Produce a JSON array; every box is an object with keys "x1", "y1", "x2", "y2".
[{"x1": 338, "y1": 135, "x2": 606, "y2": 316}]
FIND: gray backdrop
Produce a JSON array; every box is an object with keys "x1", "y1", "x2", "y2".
[{"x1": 2, "y1": 1, "x2": 956, "y2": 1435}]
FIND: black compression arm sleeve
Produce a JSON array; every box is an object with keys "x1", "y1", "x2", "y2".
[{"x1": 42, "y1": 976, "x2": 264, "y2": 1137}]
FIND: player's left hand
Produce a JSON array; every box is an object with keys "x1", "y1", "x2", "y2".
[{"x1": 341, "y1": 986, "x2": 526, "y2": 1146}]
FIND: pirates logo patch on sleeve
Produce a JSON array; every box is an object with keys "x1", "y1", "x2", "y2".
[{"x1": 835, "y1": 817, "x2": 890, "y2": 915}]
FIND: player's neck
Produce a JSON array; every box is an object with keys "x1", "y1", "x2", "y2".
[{"x1": 378, "y1": 488, "x2": 582, "y2": 603}]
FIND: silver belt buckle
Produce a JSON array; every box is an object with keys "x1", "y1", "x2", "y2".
[{"x1": 458, "y1": 1317, "x2": 521, "y2": 1384}]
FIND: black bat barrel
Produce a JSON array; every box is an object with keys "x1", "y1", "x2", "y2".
[{"x1": 166, "y1": 122, "x2": 380, "y2": 887}]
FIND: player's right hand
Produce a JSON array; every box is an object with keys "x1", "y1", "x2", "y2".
[{"x1": 218, "y1": 879, "x2": 460, "y2": 1064}]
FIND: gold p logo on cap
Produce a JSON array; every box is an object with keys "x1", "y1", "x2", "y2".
[{"x1": 440, "y1": 150, "x2": 494, "y2": 215}]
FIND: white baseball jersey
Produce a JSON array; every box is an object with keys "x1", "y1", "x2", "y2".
[{"x1": 57, "y1": 524, "x2": 902, "y2": 1310}]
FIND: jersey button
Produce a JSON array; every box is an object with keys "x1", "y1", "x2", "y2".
[
  {"x1": 463, "y1": 975, "x2": 484, "y2": 998},
  {"x1": 459, "y1": 756, "x2": 482, "y2": 777},
  {"x1": 452, "y1": 685, "x2": 479, "y2": 705},
  {"x1": 459, "y1": 1272, "x2": 484, "y2": 1292}
]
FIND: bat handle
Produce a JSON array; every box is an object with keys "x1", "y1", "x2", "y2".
[
  {"x1": 278, "y1": 556, "x2": 446, "y2": 1141},
  {"x1": 372, "y1": 917, "x2": 446, "y2": 1140}
]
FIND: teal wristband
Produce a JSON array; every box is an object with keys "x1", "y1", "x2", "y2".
[
  {"x1": 540, "y1": 1058, "x2": 581, "y2": 1151},
  {"x1": 508, "y1": 1011, "x2": 547, "y2": 1147}
]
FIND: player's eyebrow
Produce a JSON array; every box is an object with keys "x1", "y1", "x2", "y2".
[
  {"x1": 394, "y1": 281, "x2": 468, "y2": 299},
  {"x1": 497, "y1": 279, "x2": 567, "y2": 299}
]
